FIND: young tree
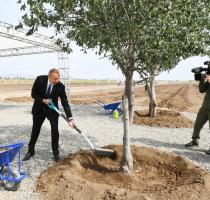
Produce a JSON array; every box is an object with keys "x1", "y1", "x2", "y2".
[
  {"x1": 135, "y1": 0, "x2": 210, "y2": 117},
  {"x1": 136, "y1": 66, "x2": 159, "y2": 117},
  {"x1": 18, "y1": 0, "x2": 210, "y2": 174},
  {"x1": 137, "y1": 57, "x2": 179, "y2": 117}
]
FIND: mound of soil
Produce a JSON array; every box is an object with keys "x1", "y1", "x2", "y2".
[
  {"x1": 133, "y1": 109, "x2": 194, "y2": 128},
  {"x1": 157, "y1": 84, "x2": 203, "y2": 112},
  {"x1": 37, "y1": 145, "x2": 210, "y2": 200}
]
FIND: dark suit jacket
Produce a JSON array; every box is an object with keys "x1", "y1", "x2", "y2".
[{"x1": 31, "y1": 75, "x2": 72, "y2": 118}]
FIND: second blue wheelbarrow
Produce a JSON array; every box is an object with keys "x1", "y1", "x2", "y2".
[
  {"x1": 95, "y1": 100, "x2": 123, "y2": 115},
  {"x1": 0, "y1": 142, "x2": 26, "y2": 191}
]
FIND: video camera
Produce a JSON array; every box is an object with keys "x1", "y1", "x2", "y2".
[{"x1": 191, "y1": 61, "x2": 210, "y2": 81}]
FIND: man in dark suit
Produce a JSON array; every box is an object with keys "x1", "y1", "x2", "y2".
[{"x1": 23, "y1": 68, "x2": 75, "y2": 162}]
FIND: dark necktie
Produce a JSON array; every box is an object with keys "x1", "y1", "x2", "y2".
[{"x1": 46, "y1": 84, "x2": 52, "y2": 97}]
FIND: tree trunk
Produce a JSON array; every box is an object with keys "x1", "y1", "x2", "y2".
[
  {"x1": 147, "y1": 77, "x2": 157, "y2": 117},
  {"x1": 120, "y1": 72, "x2": 134, "y2": 175},
  {"x1": 128, "y1": 79, "x2": 135, "y2": 125}
]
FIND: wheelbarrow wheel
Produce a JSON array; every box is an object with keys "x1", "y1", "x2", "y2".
[
  {"x1": 117, "y1": 108, "x2": 123, "y2": 116},
  {"x1": 1, "y1": 166, "x2": 21, "y2": 191}
]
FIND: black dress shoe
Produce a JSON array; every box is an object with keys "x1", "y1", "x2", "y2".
[
  {"x1": 205, "y1": 149, "x2": 210, "y2": 155},
  {"x1": 53, "y1": 155, "x2": 60, "y2": 162},
  {"x1": 185, "y1": 139, "x2": 199, "y2": 147},
  {"x1": 22, "y1": 152, "x2": 35, "y2": 161}
]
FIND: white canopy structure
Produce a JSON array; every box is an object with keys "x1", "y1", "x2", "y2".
[{"x1": 0, "y1": 21, "x2": 70, "y2": 92}]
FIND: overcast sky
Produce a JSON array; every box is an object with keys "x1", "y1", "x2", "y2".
[{"x1": 0, "y1": 1, "x2": 209, "y2": 80}]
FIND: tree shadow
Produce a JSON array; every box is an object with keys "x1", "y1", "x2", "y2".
[{"x1": 131, "y1": 137, "x2": 210, "y2": 165}]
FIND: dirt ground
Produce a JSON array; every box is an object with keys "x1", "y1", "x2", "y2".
[
  {"x1": 69, "y1": 83, "x2": 203, "y2": 114},
  {"x1": 2, "y1": 83, "x2": 202, "y2": 113},
  {"x1": 1, "y1": 82, "x2": 209, "y2": 199},
  {"x1": 37, "y1": 145, "x2": 210, "y2": 200},
  {"x1": 62, "y1": 83, "x2": 202, "y2": 128},
  {"x1": 2, "y1": 83, "x2": 202, "y2": 128}
]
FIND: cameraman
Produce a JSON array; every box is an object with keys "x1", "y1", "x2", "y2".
[{"x1": 185, "y1": 73, "x2": 210, "y2": 153}]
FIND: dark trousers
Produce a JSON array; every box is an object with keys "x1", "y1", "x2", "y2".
[
  {"x1": 192, "y1": 107, "x2": 210, "y2": 139},
  {"x1": 28, "y1": 114, "x2": 59, "y2": 156}
]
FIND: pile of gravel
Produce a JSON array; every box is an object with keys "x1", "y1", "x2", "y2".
[{"x1": 0, "y1": 103, "x2": 210, "y2": 199}]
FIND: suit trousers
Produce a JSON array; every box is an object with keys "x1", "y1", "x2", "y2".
[
  {"x1": 28, "y1": 114, "x2": 59, "y2": 156},
  {"x1": 192, "y1": 107, "x2": 210, "y2": 140}
]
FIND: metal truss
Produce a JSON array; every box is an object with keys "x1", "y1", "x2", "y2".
[
  {"x1": 58, "y1": 51, "x2": 70, "y2": 94},
  {"x1": 0, "y1": 46, "x2": 55, "y2": 57},
  {"x1": 0, "y1": 21, "x2": 70, "y2": 95},
  {"x1": 0, "y1": 21, "x2": 59, "y2": 50}
]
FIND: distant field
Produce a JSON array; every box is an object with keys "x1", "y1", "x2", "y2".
[
  {"x1": 0, "y1": 78, "x2": 196, "y2": 85},
  {"x1": 0, "y1": 79, "x2": 34, "y2": 85},
  {"x1": 0, "y1": 79, "x2": 117, "y2": 86}
]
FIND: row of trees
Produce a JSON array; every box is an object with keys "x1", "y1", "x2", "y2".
[{"x1": 18, "y1": 0, "x2": 210, "y2": 174}]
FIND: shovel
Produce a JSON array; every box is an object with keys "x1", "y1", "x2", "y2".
[{"x1": 48, "y1": 100, "x2": 117, "y2": 159}]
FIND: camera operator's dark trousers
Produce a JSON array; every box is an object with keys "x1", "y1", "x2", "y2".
[
  {"x1": 192, "y1": 107, "x2": 210, "y2": 139},
  {"x1": 28, "y1": 114, "x2": 59, "y2": 156}
]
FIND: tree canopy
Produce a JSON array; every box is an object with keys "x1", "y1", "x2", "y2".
[{"x1": 18, "y1": 0, "x2": 210, "y2": 74}]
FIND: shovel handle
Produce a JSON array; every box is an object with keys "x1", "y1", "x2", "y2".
[
  {"x1": 74, "y1": 126, "x2": 82, "y2": 134},
  {"x1": 47, "y1": 100, "x2": 95, "y2": 150},
  {"x1": 48, "y1": 100, "x2": 83, "y2": 133},
  {"x1": 73, "y1": 126, "x2": 94, "y2": 149},
  {"x1": 61, "y1": 114, "x2": 68, "y2": 122},
  {"x1": 61, "y1": 114, "x2": 82, "y2": 133}
]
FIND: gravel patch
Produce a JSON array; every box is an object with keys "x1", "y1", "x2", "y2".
[{"x1": 0, "y1": 104, "x2": 210, "y2": 199}]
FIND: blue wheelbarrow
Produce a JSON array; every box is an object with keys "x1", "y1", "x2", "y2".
[
  {"x1": 0, "y1": 142, "x2": 26, "y2": 191},
  {"x1": 95, "y1": 100, "x2": 123, "y2": 115}
]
